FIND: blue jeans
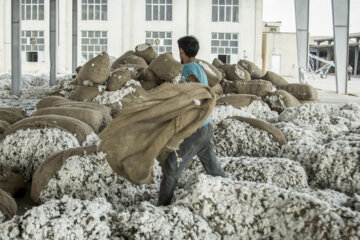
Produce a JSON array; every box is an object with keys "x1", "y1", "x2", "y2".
[{"x1": 158, "y1": 123, "x2": 226, "y2": 206}]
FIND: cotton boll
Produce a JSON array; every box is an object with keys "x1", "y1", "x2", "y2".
[
  {"x1": 211, "y1": 105, "x2": 254, "y2": 125},
  {"x1": 239, "y1": 100, "x2": 278, "y2": 122},
  {"x1": 0, "y1": 128, "x2": 80, "y2": 181},
  {"x1": 40, "y1": 152, "x2": 162, "y2": 211},
  {"x1": 175, "y1": 174, "x2": 360, "y2": 239},
  {"x1": 213, "y1": 118, "x2": 281, "y2": 157},
  {"x1": 111, "y1": 201, "x2": 219, "y2": 239},
  {"x1": 221, "y1": 157, "x2": 308, "y2": 189},
  {"x1": 0, "y1": 196, "x2": 114, "y2": 240}
]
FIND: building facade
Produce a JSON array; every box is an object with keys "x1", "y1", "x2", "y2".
[
  {"x1": 0, "y1": 0, "x2": 263, "y2": 74},
  {"x1": 262, "y1": 21, "x2": 298, "y2": 78}
]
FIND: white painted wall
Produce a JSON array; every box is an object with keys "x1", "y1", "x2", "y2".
[{"x1": 0, "y1": 0, "x2": 263, "y2": 74}]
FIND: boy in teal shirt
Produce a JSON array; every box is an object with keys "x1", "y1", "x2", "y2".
[{"x1": 158, "y1": 36, "x2": 226, "y2": 206}]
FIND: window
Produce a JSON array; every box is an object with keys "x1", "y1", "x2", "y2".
[
  {"x1": 21, "y1": 0, "x2": 45, "y2": 21},
  {"x1": 145, "y1": 31, "x2": 172, "y2": 54},
  {"x1": 146, "y1": 0, "x2": 172, "y2": 21},
  {"x1": 81, "y1": 31, "x2": 107, "y2": 62},
  {"x1": 212, "y1": 0, "x2": 239, "y2": 22},
  {"x1": 21, "y1": 30, "x2": 45, "y2": 62},
  {"x1": 82, "y1": 0, "x2": 107, "y2": 21},
  {"x1": 211, "y1": 32, "x2": 238, "y2": 63}
]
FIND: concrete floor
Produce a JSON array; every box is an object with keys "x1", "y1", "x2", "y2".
[{"x1": 286, "y1": 74, "x2": 360, "y2": 104}]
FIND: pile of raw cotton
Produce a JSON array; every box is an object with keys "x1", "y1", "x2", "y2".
[{"x1": 1, "y1": 43, "x2": 360, "y2": 239}]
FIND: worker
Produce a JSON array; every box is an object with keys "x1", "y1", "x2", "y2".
[{"x1": 158, "y1": 36, "x2": 226, "y2": 206}]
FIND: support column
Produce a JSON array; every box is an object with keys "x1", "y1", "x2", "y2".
[
  {"x1": 327, "y1": 48, "x2": 331, "y2": 61},
  {"x1": 354, "y1": 39, "x2": 359, "y2": 77},
  {"x1": 72, "y1": 0, "x2": 77, "y2": 73},
  {"x1": 50, "y1": 0, "x2": 57, "y2": 86},
  {"x1": 332, "y1": 0, "x2": 350, "y2": 94},
  {"x1": 316, "y1": 49, "x2": 320, "y2": 70},
  {"x1": 294, "y1": 0, "x2": 309, "y2": 83},
  {"x1": 11, "y1": 0, "x2": 21, "y2": 96}
]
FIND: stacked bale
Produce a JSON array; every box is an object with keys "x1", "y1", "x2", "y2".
[
  {"x1": 196, "y1": 59, "x2": 223, "y2": 87},
  {"x1": 149, "y1": 53, "x2": 183, "y2": 83},
  {"x1": 77, "y1": 52, "x2": 110, "y2": 86}
]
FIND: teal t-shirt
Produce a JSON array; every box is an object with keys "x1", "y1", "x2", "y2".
[{"x1": 180, "y1": 62, "x2": 211, "y2": 127}]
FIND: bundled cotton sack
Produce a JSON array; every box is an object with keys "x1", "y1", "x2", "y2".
[{"x1": 99, "y1": 83, "x2": 216, "y2": 184}]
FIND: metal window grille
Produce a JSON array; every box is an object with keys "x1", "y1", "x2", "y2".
[
  {"x1": 211, "y1": 32, "x2": 238, "y2": 55},
  {"x1": 21, "y1": 0, "x2": 45, "y2": 21},
  {"x1": 21, "y1": 30, "x2": 45, "y2": 62},
  {"x1": 145, "y1": 0, "x2": 172, "y2": 21},
  {"x1": 81, "y1": 30, "x2": 107, "y2": 62},
  {"x1": 145, "y1": 31, "x2": 172, "y2": 54},
  {"x1": 212, "y1": 0, "x2": 239, "y2": 22},
  {"x1": 81, "y1": 0, "x2": 108, "y2": 21}
]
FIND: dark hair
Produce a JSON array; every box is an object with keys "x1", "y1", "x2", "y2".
[{"x1": 177, "y1": 36, "x2": 200, "y2": 58}]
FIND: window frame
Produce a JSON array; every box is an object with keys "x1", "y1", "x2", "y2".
[
  {"x1": 146, "y1": 0, "x2": 173, "y2": 21},
  {"x1": 211, "y1": 0, "x2": 239, "y2": 23},
  {"x1": 145, "y1": 31, "x2": 173, "y2": 54},
  {"x1": 21, "y1": 30, "x2": 45, "y2": 62},
  {"x1": 81, "y1": 30, "x2": 108, "y2": 62},
  {"x1": 81, "y1": 0, "x2": 108, "y2": 21},
  {"x1": 21, "y1": 0, "x2": 45, "y2": 21}
]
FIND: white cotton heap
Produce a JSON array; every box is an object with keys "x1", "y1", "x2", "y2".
[
  {"x1": 220, "y1": 157, "x2": 308, "y2": 189},
  {"x1": 0, "y1": 196, "x2": 114, "y2": 240},
  {"x1": 277, "y1": 103, "x2": 360, "y2": 195},
  {"x1": 211, "y1": 105, "x2": 254, "y2": 124},
  {"x1": 39, "y1": 151, "x2": 162, "y2": 211},
  {"x1": 92, "y1": 80, "x2": 140, "y2": 108},
  {"x1": 111, "y1": 201, "x2": 219, "y2": 239},
  {"x1": 239, "y1": 100, "x2": 279, "y2": 122},
  {"x1": 175, "y1": 174, "x2": 360, "y2": 239},
  {"x1": 0, "y1": 211, "x2": 5, "y2": 224},
  {"x1": 0, "y1": 128, "x2": 80, "y2": 181},
  {"x1": 56, "y1": 75, "x2": 79, "y2": 98},
  {"x1": 213, "y1": 118, "x2": 281, "y2": 157}
]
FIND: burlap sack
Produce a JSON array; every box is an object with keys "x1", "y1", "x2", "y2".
[
  {"x1": 234, "y1": 80, "x2": 273, "y2": 97},
  {"x1": 196, "y1": 59, "x2": 223, "y2": 87},
  {"x1": 113, "y1": 64, "x2": 146, "y2": 80},
  {"x1": 0, "y1": 108, "x2": 26, "y2": 124},
  {"x1": 34, "y1": 107, "x2": 103, "y2": 133},
  {"x1": 217, "y1": 94, "x2": 262, "y2": 108},
  {"x1": 0, "y1": 167, "x2": 26, "y2": 197},
  {"x1": 111, "y1": 51, "x2": 135, "y2": 70},
  {"x1": 225, "y1": 64, "x2": 251, "y2": 81},
  {"x1": 139, "y1": 67, "x2": 161, "y2": 83},
  {"x1": 77, "y1": 52, "x2": 110, "y2": 85},
  {"x1": 106, "y1": 69, "x2": 132, "y2": 91},
  {"x1": 281, "y1": 83, "x2": 318, "y2": 101},
  {"x1": 31, "y1": 145, "x2": 98, "y2": 204},
  {"x1": 135, "y1": 43, "x2": 158, "y2": 64},
  {"x1": 149, "y1": 53, "x2": 183, "y2": 82},
  {"x1": 75, "y1": 65, "x2": 82, "y2": 74},
  {"x1": 263, "y1": 71, "x2": 289, "y2": 88},
  {"x1": 36, "y1": 96, "x2": 68, "y2": 109},
  {"x1": 111, "y1": 53, "x2": 147, "y2": 70},
  {"x1": 266, "y1": 90, "x2": 301, "y2": 113},
  {"x1": 238, "y1": 59, "x2": 266, "y2": 79},
  {"x1": 0, "y1": 188, "x2": 17, "y2": 218},
  {"x1": 0, "y1": 120, "x2": 9, "y2": 134},
  {"x1": 37, "y1": 96, "x2": 113, "y2": 127},
  {"x1": 212, "y1": 83, "x2": 223, "y2": 95},
  {"x1": 221, "y1": 80, "x2": 237, "y2": 94},
  {"x1": 47, "y1": 90, "x2": 64, "y2": 97},
  {"x1": 212, "y1": 58, "x2": 224, "y2": 69},
  {"x1": 219, "y1": 64, "x2": 231, "y2": 72},
  {"x1": 69, "y1": 86, "x2": 104, "y2": 101},
  {"x1": 0, "y1": 115, "x2": 93, "y2": 144},
  {"x1": 140, "y1": 79, "x2": 159, "y2": 91},
  {"x1": 99, "y1": 83, "x2": 216, "y2": 185},
  {"x1": 231, "y1": 116, "x2": 287, "y2": 145}
]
